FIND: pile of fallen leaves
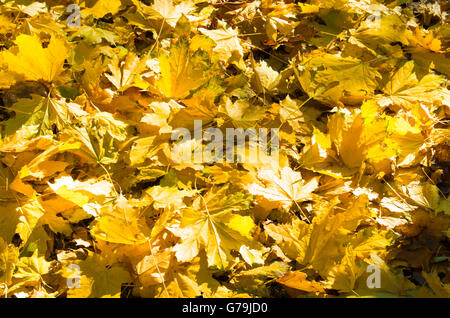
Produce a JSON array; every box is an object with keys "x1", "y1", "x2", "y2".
[{"x1": 0, "y1": 0, "x2": 449, "y2": 298}]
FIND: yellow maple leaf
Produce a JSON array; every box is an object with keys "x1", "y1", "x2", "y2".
[
  {"x1": 156, "y1": 38, "x2": 212, "y2": 99},
  {"x1": 1, "y1": 34, "x2": 69, "y2": 82},
  {"x1": 14, "y1": 250, "x2": 51, "y2": 287},
  {"x1": 277, "y1": 271, "x2": 324, "y2": 294},
  {"x1": 136, "y1": 249, "x2": 213, "y2": 298},
  {"x1": 379, "y1": 61, "x2": 447, "y2": 108},
  {"x1": 63, "y1": 254, "x2": 131, "y2": 298},
  {"x1": 105, "y1": 53, "x2": 148, "y2": 91},
  {"x1": 264, "y1": 217, "x2": 310, "y2": 263},
  {"x1": 48, "y1": 176, "x2": 114, "y2": 208},
  {"x1": 199, "y1": 26, "x2": 243, "y2": 62},
  {"x1": 303, "y1": 196, "x2": 370, "y2": 276},
  {"x1": 83, "y1": 0, "x2": 122, "y2": 19},
  {"x1": 171, "y1": 187, "x2": 264, "y2": 269},
  {"x1": 0, "y1": 238, "x2": 18, "y2": 287},
  {"x1": 248, "y1": 166, "x2": 318, "y2": 211},
  {"x1": 90, "y1": 196, "x2": 149, "y2": 245},
  {"x1": 297, "y1": 53, "x2": 381, "y2": 104}
]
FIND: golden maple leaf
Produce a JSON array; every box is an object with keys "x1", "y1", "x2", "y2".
[{"x1": 1, "y1": 34, "x2": 69, "y2": 82}]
